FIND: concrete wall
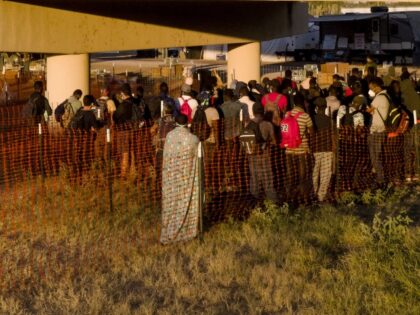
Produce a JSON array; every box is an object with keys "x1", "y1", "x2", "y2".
[{"x1": 46, "y1": 54, "x2": 90, "y2": 108}]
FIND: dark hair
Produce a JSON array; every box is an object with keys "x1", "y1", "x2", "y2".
[
  {"x1": 328, "y1": 86, "x2": 337, "y2": 96},
  {"x1": 280, "y1": 78, "x2": 292, "y2": 91},
  {"x1": 285, "y1": 69, "x2": 292, "y2": 78},
  {"x1": 223, "y1": 89, "x2": 234, "y2": 100},
  {"x1": 270, "y1": 79, "x2": 281, "y2": 92},
  {"x1": 137, "y1": 86, "x2": 144, "y2": 94},
  {"x1": 369, "y1": 77, "x2": 384, "y2": 89},
  {"x1": 121, "y1": 83, "x2": 131, "y2": 96},
  {"x1": 351, "y1": 80, "x2": 362, "y2": 90},
  {"x1": 248, "y1": 80, "x2": 257, "y2": 89},
  {"x1": 33, "y1": 81, "x2": 43, "y2": 91},
  {"x1": 252, "y1": 102, "x2": 264, "y2": 116},
  {"x1": 309, "y1": 77, "x2": 318, "y2": 87},
  {"x1": 401, "y1": 71, "x2": 410, "y2": 81},
  {"x1": 83, "y1": 94, "x2": 95, "y2": 106},
  {"x1": 263, "y1": 110, "x2": 273, "y2": 122},
  {"x1": 160, "y1": 82, "x2": 169, "y2": 94},
  {"x1": 293, "y1": 92, "x2": 305, "y2": 107},
  {"x1": 175, "y1": 114, "x2": 188, "y2": 126},
  {"x1": 352, "y1": 67, "x2": 359, "y2": 74},
  {"x1": 73, "y1": 89, "x2": 83, "y2": 97},
  {"x1": 238, "y1": 86, "x2": 249, "y2": 97},
  {"x1": 367, "y1": 66, "x2": 376, "y2": 76}
]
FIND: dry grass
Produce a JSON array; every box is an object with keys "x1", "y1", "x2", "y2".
[{"x1": 0, "y1": 177, "x2": 419, "y2": 314}]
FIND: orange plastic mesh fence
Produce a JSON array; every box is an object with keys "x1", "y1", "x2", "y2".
[{"x1": 0, "y1": 115, "x2": 419, "y2": 291}]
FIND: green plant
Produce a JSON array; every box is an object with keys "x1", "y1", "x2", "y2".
[{"x1": 371, "y1": 211, "x2": 413, "y2": 245}]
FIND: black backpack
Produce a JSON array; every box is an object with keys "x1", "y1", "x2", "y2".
[
  {"x1": 380, "y1": 94, "x2": 402, "y2": 132},
  {"x1": 69, "y1": 109, "x2": 84, "y2": 129},
  {"x1": 131, "y1": 100, "x2": 148, "y2": 122},
  {"x1": 239, "y1": 120, "x2": 265, "y2": 155},
  {"x1": 340, "y1": 106, "x2": 354, "y2": 127},
  {"x1": 93, "y1": 98, "x2": 108, "y2": 122},
  {"x1": 191, "y1": 104, "x2": 211, "y2": 141},
  {"x1": 22, "y1": 94, "x2": 44, "y2": 118},
  {"x1": 54, "y1": 99, "x2": 68, "y2": 123}
]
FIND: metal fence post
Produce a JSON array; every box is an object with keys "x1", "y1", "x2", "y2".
[
  {"x1": 198, "y1": 142, "x2": 204, "y2": 242},
  {"x1": 107, "y1": 128, "x2": 114, "y2": 212},
  {"x1": 335, "y1": 115, "x2": 340, "y2": 192},
  {"x1": 414, "y1": 110, "x2": 419, "y2": 177},
  {"x1": 38, "y1": 123, "x2": 45, "y2": 179}
]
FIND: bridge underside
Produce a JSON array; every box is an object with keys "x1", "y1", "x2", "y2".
[{"x1": 1, "y1": 0, "x2": 307, "y2": 53}]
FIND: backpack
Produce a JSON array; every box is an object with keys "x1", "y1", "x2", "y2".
[
  {"x1": 54, "y1": 99, "x2": 68, "y2": 123},
  {"x1": 280, "y1": 111, "x2": 304, "y2": 149},
  {"x1": 264, "y1": 94, "x2": 282, "y2": 126},
  {"x1": 131, "y1": 103, "x2": 144, "y2": 122},
  {"x1": 61, "y1": 103, "x2": 76, "y2": 128},
  {"x1": 340, "y1": 106, "x2": 354, "y2": 127},
  {"x1": 180, "y1": 97, "x2": 193, "y2": 123},
  {"x1": 240, "y1": 120, "x2": 265, "y2": 155},
  {"x1": 387, "y1": 108, "x2": 412, "y2": 138},
  {"x1": 69, "y1": 109, "x2": 84, "y2": 129},
  {"x1": 93, "y1": 98, "x2": 108, "y2": 122},
  {"x1": 191, "y1": 104, "x2": 211, "y2": 141},
  {"x1": 22, "y1": 94, "x2": 44, "y2": 118},
  {"x1": 377, "y1": 94, "x2": 402, "y2": 132}
]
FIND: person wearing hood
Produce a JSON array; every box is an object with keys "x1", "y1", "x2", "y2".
[{"x1": 160, "y1": 114, "x2": 200, "y2": 244}]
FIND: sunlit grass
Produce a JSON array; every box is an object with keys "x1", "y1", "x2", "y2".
[{"x1": 0, "y1": 178, "x2": 419, "y2": 314}]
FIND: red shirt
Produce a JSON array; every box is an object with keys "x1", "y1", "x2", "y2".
[{"x1": 261, "y1": 93, "x2": 288, "y2": 111}]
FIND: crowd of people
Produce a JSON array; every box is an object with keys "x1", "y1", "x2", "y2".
[{"x1": 21, "y1": 60, "x2": 420, "y2": 243}]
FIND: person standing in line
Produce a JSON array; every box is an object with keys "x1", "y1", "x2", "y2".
[
  {"x1": 367, "y1": 77, "x2": 390, "y2": 188},
  {"x1": 96, "y1": 87, "x2": 116, "y2": 126},
  {"x1": 23, "y1": 80, "x2": 52, "y2": 125},
  {"x1": 284, "y1": 93, "x2": 314, "y2": 202},
  {"x1": 312, "y1": 98, "x2": 334, "y2": 202},
  {"x1": 160, "y1": 114, "x2": 200, "y2": 244},
  {"x1": 246, "y1": 103, "x2": 279, "y2": 203},
  {"x1": 238, "y1": 86, "x2": 255, "y2": 121}
]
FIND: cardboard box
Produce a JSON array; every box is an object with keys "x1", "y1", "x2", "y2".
[
  {"x1": 317, "y1": 72, "x2": 334, "y2": 87},
  {"x1": 161, "y1": 66, "x2": 176, "y2": 78},
  {"x1": 320, "y1": 62, "x2": 350, "y2": 76}
]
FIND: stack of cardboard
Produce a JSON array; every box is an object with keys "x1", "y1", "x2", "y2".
[
  {"x1": 321, "y1": 62, "x2": 350, "y2": 76},
  {"x1": 317, "y1": 72, "x2": 334, "y2": 87}
]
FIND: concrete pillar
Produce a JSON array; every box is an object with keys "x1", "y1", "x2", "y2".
[
  {"x1": 227, "y1": 42, "x2": 261, "y2": 87},
  {"x1": 46, "y1": 54, "x2": 89, "y2": 109}
]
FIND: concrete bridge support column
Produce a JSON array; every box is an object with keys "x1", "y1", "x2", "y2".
[
  {"x1": 46, "y1": 54, "x2": 89, "y2": 109},
  {"x1": 227, "y1": 42, "x2": 261, "y2": 87}
]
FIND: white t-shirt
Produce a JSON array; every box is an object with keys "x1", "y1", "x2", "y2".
[
  {"x1": 239, "y1": 96, "x2": 255, "y2": 120},
  {"x1": 370, "y1": 91, "x2": 390, "y2": 133}
]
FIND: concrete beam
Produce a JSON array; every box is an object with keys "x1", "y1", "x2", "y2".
[{"x1": 0, "y1": 1, "x2": 307, "y2": 53}]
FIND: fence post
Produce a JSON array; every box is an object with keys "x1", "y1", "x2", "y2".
[
  {"x1": 335, "y1": 115, "x2": 340, "y2": 192},
  {"x1": 107, "y1": 128, "x2": 114, "y2": 212},
  {"x1": 414, "y1": 110, "x2": 419, "y2": 177},
  {"x1": 38, "y1": 123, "x2": 45, "y2": 179},
  {"x1": 198, "y1": 142, "x2": 204, "y2": 242}
]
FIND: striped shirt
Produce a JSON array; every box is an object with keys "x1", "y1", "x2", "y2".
[{"x1": 286, "y1": 106, "x2": 313, "y2": 154}]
